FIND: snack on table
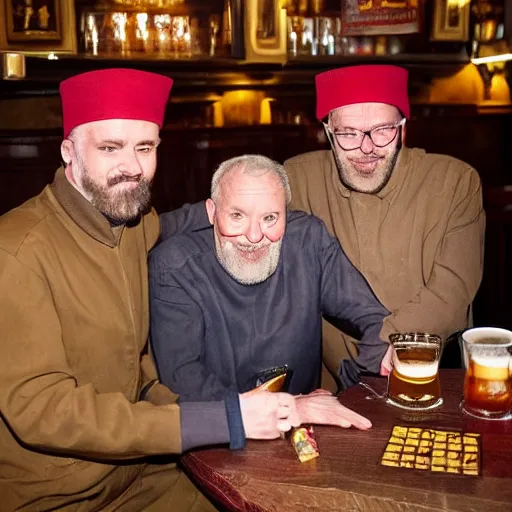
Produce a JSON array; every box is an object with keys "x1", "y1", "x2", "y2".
[
  {"x1": 291, "y1": 426, "x2": 319, "y2": 463},
  {"x1": 380, "y1": 425, "x2": 481, "y2": 476}
]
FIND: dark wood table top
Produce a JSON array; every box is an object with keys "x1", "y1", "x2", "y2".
[{"x1": 181, "y1": 370, "x2": 512, "y2": 512}]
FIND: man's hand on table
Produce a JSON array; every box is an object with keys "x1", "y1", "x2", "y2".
[
  {"x1": 239, "y1": 391, "x2": 300, "y2": 439},
  {"x1": 238, "y1": 388, "x2": 371, "y2": 440},
  {"x1": 295, "y1": 390, "x2": 372, "y2": 430}
]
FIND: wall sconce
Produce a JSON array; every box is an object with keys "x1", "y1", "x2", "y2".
[
  {"x1": 471, "y1": 39, "x2": 512, "y2": 100},
  {"x1": 2, "y1": 53, "x2": 26, "y2": 80}
]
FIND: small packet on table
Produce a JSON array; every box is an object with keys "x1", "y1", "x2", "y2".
[
  {"x1": 291, "y1": 426, "x2": 319, "y2": 463},
  {"x1": 245, "y1": 366, "x2": 320, "y2": 462}
]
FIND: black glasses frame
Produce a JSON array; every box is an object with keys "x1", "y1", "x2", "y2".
[{"x1": 323, "y1": 118, "x2": 406, "y2": 151}]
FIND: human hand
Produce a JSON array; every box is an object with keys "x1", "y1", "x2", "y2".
[
  {"x1": 239, "y1": 391, "x2": 300, "y2": 439},
  {"x1": 295, "y1": 392, "x2": 372, "y2": 430},
  {"x1": 380, "y1": 345, "x2": 393, "y2": 376}
]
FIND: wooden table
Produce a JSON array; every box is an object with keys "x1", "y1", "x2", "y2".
[{"x1": 181, "y1": 370, "x2": 512, "y2": 512}]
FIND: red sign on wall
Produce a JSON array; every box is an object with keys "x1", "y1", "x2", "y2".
[{"x1": 341, "y1": 0, "x2": 421, "y2": 36}]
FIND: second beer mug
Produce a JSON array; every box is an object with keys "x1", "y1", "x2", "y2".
[
  {"x1": 387, "y1": 333, "x2": 443, "y2": 411},
  {"x1": 460, "y1": 327, "x2": 512, "y2": 420}
]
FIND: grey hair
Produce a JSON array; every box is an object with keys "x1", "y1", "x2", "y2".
[{"x1": 210, "y1": 154, "x2": 291, "y2": 204}]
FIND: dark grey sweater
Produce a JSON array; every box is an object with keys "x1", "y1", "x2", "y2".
[{"x1": 152, "y1": 207, "x2": 389, "y2": 405}]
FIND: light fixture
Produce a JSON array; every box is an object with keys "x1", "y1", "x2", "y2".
[
  {"x1": 471, "y1": 53, "x2": 512, "y2": 65},
  {"x1": 470, "y1": 38, "x2": 511, "y2": 100},
  {"x1": 471, "y1": 39, "x2": 512, "y2": 66},
  {"x1": 2, "y1": 53, "x2": 26, "y2": 80}
]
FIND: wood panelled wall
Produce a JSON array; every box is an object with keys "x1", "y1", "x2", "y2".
[
  {"x1": 2, "y1": 104, "x2": 509, "y2": 212},
  {"x1": 1, "y1": 104, "x2": 511, "y2": 330}
]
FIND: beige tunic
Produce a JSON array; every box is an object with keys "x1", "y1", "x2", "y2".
[
  {"x1": 0, "y1": 168, "x2": 186, "y2": 510},
  {"x1": 284, "y1": 148, "x2": 485, "y2": 388}
]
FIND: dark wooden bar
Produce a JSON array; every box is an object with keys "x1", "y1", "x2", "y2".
[{"x1": 182, "y1": 370, "x2": 512, "y2": 512}]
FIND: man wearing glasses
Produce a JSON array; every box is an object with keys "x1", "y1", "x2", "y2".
[{"x1": 284, "y1": 64, "x2": 485, "y2": 393}]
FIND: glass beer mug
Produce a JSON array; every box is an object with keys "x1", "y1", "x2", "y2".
[
  {"x1": 460, "y1": 327, "x2": 512, "y2": 420},
  {"x1": 387, "y1": 333, "x2": 443, "y2": 410}
]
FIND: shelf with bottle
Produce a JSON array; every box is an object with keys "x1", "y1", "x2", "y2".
[
  {"x1": 284, "y1": 52, "x2": 470, "y2": 66},
  {"x1": 280, "y1": 0, "x2": 476, "y2": 66},
  {"x1": 284, "y1": 15, "x2": 470, "y2": 61},
  {"x1": 472, "y1": 0, "x2": 507, "y2": 43},
  {"x1": 78, "y1": 0, "x2": 237, "y2": 59}
]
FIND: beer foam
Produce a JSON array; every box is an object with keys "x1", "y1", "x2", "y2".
[
  {"x1": 394, "y1": 359, "x2": 438, "y2": 379},
  {"x1": 472, "y1": 356, "x2": 509, "y2": 369},
  {"x1": 472, "y1": 358, "x2": 509, "y2": 381}
]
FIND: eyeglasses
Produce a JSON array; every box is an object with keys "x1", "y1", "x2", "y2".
[{"x1": 324, "y1": 118, "x2": 406, "y2": 151}]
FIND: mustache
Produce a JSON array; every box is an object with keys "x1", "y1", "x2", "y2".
[
  {"x1": 350, "y1": 154, "x2": 382, "y2": 161},
  {"x1": 107, "y1": 174, "x2": 142, "y2": 187},
  {"x1": 235, "y1": 243, "x2": 271, "y2": 252}
]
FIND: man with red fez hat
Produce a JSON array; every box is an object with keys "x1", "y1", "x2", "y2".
[
  {"x1": 284, "y1": 64, "x2": 485, "y2": 392},
  {"x1": 0, "y1": 68, "x2": 318, "y2": 511}
]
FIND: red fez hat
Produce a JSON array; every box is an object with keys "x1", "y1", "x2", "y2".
[
  {"x1": 60, "y1": 68, "x2": 173, "y2": 137},
  {"x1": 315, "y1": 64, "x2": 409, "y2": 121}
]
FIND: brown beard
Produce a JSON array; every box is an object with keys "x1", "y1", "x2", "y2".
[{"x1": 79, "y1": 166, "x2": 152, "y2": 223}]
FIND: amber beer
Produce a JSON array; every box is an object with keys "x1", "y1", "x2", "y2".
[
  {"x1": 464, "y1": 358, "x2": 511, "y2": 416},
  {"x1": 463, "y1": 346, "x2": 512, "y2": 419},
  {"x1": 461, "y1": 328, "x2": 512, "y2": 420},
  {"x1": 387, "y1": 334, "x2": 443, "y2": 410}
]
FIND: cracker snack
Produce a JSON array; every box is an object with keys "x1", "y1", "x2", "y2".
[{"x1": 381, "y1": 425, "x2": 481, "y2": 476}]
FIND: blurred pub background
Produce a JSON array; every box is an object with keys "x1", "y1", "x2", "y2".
[{"x1": 0, "y1": 0, "x2": 511, "y2": 329}]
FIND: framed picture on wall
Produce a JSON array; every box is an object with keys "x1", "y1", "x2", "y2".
[
  {"x1": 0, "y1": 0, "x2": 76, "y2": 52},
  {"x1": 6, "y1": 0, "x2": 61, "y2": 41},
  {"x1": 431, "y1": 0, "x2": 470, "y2": 41}
]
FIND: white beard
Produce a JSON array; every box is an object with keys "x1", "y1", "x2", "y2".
[{"x1": 214, "y1": 231, "x2": 282, "y2": 285}]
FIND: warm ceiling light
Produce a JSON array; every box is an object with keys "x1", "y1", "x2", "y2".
[{"x1": 471, "y1": 53, "x2": 512, "y2": 65}]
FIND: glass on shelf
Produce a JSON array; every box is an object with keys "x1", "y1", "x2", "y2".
[
  {"x1": 82, "y1": 11, "x2": 196, "y2": 57},
  {"x1": 109, "y1": 0, "x2": 186, "y2": 8},
  {"x1": 286, "y1": 13, "x2": 408, "y2": 58},
  {"x1": 79, "y1": 0, "x2": 232, "y2": 59},
  {"x1": 287, "y1": 15, "x2": 347, "y2": 57}
]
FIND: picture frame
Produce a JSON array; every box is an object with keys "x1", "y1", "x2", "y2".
[
  {"x1": 0, "y1": 0, "x2": 77, "y2": 53},
  {"x1": 431, "y1": 0, "x2": 470, "y2": 42},
  {"x1": 6, "y1": 0, "x2": 61, "y2": 42}
]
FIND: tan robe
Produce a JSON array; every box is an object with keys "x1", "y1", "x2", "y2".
[
  {"x1": 0, "y1": 168, "x2": 213, "y2": 511},
  {"x1": 284, "y1": 148, "x2": 485, "y2": 391}
]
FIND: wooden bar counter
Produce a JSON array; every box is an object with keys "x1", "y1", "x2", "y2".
[{"x1": 181, "y1": 370, "x2": 512, "y2": 512}]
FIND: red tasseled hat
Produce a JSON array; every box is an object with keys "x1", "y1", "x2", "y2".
[
  {"x1": 315, "y1": 64, "x2": 410, "y2": 121},
  {"x1": 60, "y1": 68, "x2": 173, "y2": 137}
]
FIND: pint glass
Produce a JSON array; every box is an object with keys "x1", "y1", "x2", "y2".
[
  {"x1": 387, "y1": 333, "x2": 443, "y2": 410},
  {"x1": 461, "y1": 327, "x2": 512, "y2": 420}
]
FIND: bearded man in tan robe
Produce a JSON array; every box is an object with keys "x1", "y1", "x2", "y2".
[{"x1": 284, "y1": 64, "x2": 485, "y2": 392}]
